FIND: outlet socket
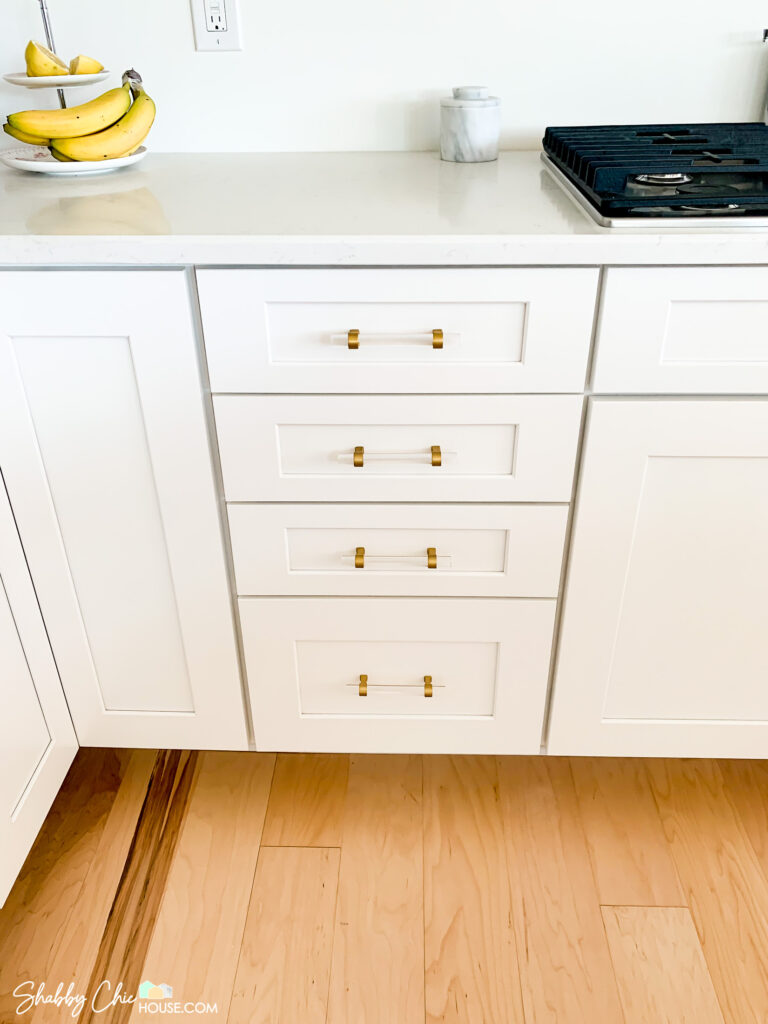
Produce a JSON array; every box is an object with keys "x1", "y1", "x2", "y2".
[{"x1": 190, "y1": 0, "x2": 242, "y2": 51}]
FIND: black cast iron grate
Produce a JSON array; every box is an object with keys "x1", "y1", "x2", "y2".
[{"x1": 543, "y1": 123, "x2": 768, "y2": 217}]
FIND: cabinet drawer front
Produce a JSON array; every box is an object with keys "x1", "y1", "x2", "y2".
[
  {"x1": 228, "y1": 503, "x2": 568, "y2": 597},
  {"x1": 214, "y1": 395, "x2": 582, "y2": 502},
  {"x1": 197, "y1": 268, "x2": 598, "y2": 394},
  {"x1": 240, "y1": 598, "x2": 556, "y2": 753},
  {"x1": 594, "y1": 267, "x2": 768, "y2": 394}
]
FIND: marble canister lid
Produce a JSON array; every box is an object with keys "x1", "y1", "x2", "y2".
[{"x1": 441, "y1": 86, "x2": 500, "y2": 108}]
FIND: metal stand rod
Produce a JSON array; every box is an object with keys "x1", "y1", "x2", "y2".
[{"x1": 38, "y1": 0, "x2": 66, "y2": 108}]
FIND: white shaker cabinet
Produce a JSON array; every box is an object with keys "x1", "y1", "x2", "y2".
[
  {"x1": 0, "y1": 475, "x2": 77, "y2": 906},
  {"x1": 0, "y1": 272, "x2": 247, "y2": 750},
  {"x1": 549, "y1": 399, "x2": 768, "y2": 757}
]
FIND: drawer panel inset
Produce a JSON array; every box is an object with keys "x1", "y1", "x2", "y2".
[{"x1": 297, "y1": 640, "x2": 498, "y2": 716}]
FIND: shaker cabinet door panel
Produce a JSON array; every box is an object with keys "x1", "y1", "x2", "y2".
[
  {"x1": 594, "y1": 267, "x2": 768, "y2": 394},
  {"x1": 198, "y1": 268, "x2": 598, "y2": 394},
  {"x1": 228, "y1": 503, "x2": 568, "y2": 597},
  {"x1": 0, "y1": 475, "x2": 77, "y2": 907},
  {"x1": 240, "y1": 597, "x2": 557, "y2": 754},
  {"x1": 0, "y1": 271, "x2": 246, "y2": 749},
  {"x1": 549, "y1": 399, "x2": 768, "y2": 757},
  {"x1": 214, "y1": 394, "x2": 582, "y2": 503}
]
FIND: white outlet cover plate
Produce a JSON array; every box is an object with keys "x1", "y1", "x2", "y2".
[{"x1": 190, "y1": 0, "x2": 243, "y2": 51}]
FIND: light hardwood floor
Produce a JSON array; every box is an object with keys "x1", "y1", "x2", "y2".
[{"x1": 1, "y1": 752, "x2": 767, "y2": 1023}]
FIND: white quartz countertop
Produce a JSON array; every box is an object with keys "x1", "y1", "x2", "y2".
[{"x1": 2, "y1": 151, "x2": 768, "y2": 265}]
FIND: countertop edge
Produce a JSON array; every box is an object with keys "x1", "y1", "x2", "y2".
[{"x1": 5, "y1": 233, "x2": 768, "y2": 266}]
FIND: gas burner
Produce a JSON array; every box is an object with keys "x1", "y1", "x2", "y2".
[
  {"x1": 542, "y1": 122, "x2": 768, "y2": 225},
  {"x1": 633, "y1": 172, "x2": 694, "y2": 186}
]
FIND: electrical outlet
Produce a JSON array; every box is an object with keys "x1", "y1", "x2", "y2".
[{"x1": 190, "y1": 0, "x2": 242, "y2": 51}]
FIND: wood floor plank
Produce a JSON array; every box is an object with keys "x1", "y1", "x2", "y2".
[
  {"x1": 719, "y1": 760, "x2": 768, "y2": 870},
  {"x1": 0, "y1": 748, "x2": 132, "y2": 1021},
  {"x1": 261, "y1": 753, "x2": 349, "y2": 847},
  {"x1": 127, "y1": 751, "x2": 275, "y2": 1023},
  {"x1": 498, "y1": 756, "x2": 624, "y2": 1024},
  {"x1": 647, "y1": 759, "x2": 768, "y2": 1024},
  {"x1": 229, "y1": 847, "x2": 339, "y2": 1024},
  {"x1": 327, "y1": 754, "x2": 424, "y2": 1024},
  {"x1": 603, "y1": 905, "x2": 725, "y2": 1024},
  {"x1": 35, "y1": 749, "x2": 157, "y2": 1023},
  {"x1": 82, "y1": 749, "x2": 199, "y2": 1024},
  {"x1": 570, "y1": 757, "x2": 684, "y2": 906},
  {"x1": 424, "y1": 755, "x2": 524, "y2": 1024}
]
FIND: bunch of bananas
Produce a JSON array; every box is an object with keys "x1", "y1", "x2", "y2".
[
  {"x1": 3, "y1": 70, "x2": 155, "y2": 162},
  {"x1": 24, "y1": 39, "x2": 104, "y2": 77}
]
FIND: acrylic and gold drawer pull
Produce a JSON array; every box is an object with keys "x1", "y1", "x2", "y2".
[
  {"x1": 347, "y1": 328, "x2": 444, "y2": 350},
  {"x1": 356, "y1": 674, "x2": 438, "y2": 697},
  {"x1": 351, "y1": 547, "x2": 442, "y2": 569},
  {"x1": 348, "y1": 445, "x2": 444, "y2": 468}
]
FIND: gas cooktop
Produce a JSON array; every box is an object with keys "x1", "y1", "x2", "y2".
[{"x1": 542, "y1": 123, "x2": 768, "y2": 227}]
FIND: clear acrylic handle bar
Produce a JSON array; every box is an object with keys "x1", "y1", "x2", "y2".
[
  {"x1": 340, "y1": 553, "x2": 453, "y2": 569},
  {"x1": 336, "y1": 329, "x2": 450, "y2": 350},
  {"x1": 335, "y1": 448, "x2": 457, "y2": 464}
]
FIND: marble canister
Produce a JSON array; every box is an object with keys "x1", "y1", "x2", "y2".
[{"x1": 440, "y1": 86, "x2": 501, "y2": 163}]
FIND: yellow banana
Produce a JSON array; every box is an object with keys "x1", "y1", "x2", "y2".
[
  {"x1": 3, "y1": 121, "x2": 49, "y2": 146},
  {"x1": 8, "y1": 84, "x2": 131, "y2": 140},
  {"x1": 50, "y1": 149, "x2": 75, "y2": 162},
  {"x1": 52, "y1": 78, "x2": 155, "y2": 161},
  {"x1": 25, "y1": 40, "x2": 69, "y2": 77}
]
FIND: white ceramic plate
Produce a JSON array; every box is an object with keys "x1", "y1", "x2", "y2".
[
  {"x1": 0, "y1": 145, "x2": 147, "y2": 176},
  {"x1": 3, "y1": 71, "x2": 110, "y2": 89}
]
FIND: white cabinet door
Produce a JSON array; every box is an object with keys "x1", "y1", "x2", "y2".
[
  {"x1": 198, "y1": 268, "x2": 598, "y2": 394},
  {"x1": 0, "y1": 475, "x2": 77, "y2": 907},
  {"x1": 549, "y1": 399, "x2": 768, "y2": 757},
  {"x1": 594, "y1": 267, "x2": 768, "y2": 394},
  {"x1": 0, "y1": 271, "x2": 247, "y2": 750}
]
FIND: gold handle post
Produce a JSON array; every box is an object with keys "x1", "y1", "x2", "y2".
[
  {"x1": 353, "y1": 445, "x2": 364, "y2": 468},
  {"x1": 359, "y1": 674, "x2": 368, "y2": 696},
  {"x1": 348, "y1": 329, "x2": 360, "y2": 349},
  {"x1": 354, "y1": 546, "x2": 365, "y2": 569},
  {"x1": 424, "y1": 676, "x2": 433, "y2": 698}
]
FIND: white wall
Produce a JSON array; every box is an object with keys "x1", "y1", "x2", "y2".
[{"x1": 1, "y1": 0, "x2": 767, "y2": 152}]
